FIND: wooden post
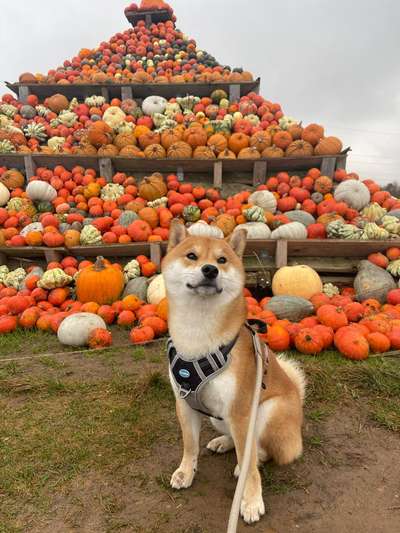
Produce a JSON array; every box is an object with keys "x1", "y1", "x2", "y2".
[
  {"x1": 150, "y1": 242, "x2": 162, "y2": 272},
  {"x1": 253, "y1": 161, "x2": 267, "y2": 188},
  {"x1": 121, "y1": 86, "x2": 133, "y2": 100},
  {"x1": 145, "y1": 13, "x2": 152, "y2": 26},
  {"x1": 24, "y1": 155, "x2": 36, "y2": 179},
  {"x1": 275, "y1": 240, "x2": 288, "y2": 269},
  {"x1": 44, "y1": 250, "x2": 64, "y2": 264},
  {"x1": 213, "y1": 161, "x2": 223, "y2": 189},
  {"x1": 101, "y1": 88, "x2": 110, "y2": 102},
  {"x1": 177, "y1": 166, "x2": 184, "y2": 182},
  {"x1": 99, "y1": 158, "x2": 114, "y2": 182},
  {"x1": 18, "y1": 86, "x2": 30, "y2": 103},
  {"x1": 321, "y1": 157, "x2": 336, "y2": 177},
  {"x1": 336, "y1": 155, "x2": 347, "y2": 171},
  {"x1": 0, "y1": 252, "x2": 7, "y2": 266},
  {"x1": 229, "y1": 84, "x2": 241, "y2": 102}
]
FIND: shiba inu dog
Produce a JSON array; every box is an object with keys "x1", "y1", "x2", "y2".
[{"x1": 162, "y1": 221, "x2": 306, "y2": 524}]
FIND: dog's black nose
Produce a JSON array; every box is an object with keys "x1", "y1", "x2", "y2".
[{"x1": 201, "y1": 264, "x2": 219, "y2": 280}]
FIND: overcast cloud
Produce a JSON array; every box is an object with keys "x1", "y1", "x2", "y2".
[{"x1": 1, "y1": 0, "x2": 399, "y2": 183}]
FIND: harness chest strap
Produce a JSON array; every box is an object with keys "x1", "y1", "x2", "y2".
[{"x1": 167, "y1": 321, "x2": 269, "y2": 420}]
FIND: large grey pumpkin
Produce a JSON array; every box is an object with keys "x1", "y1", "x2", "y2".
[
  {"x1": 123, "y1": 276, "x2": 149, "y2": 301},
  {"x1": 285, "y1": 211, "x2": 316, "y2": 227},
  {"x1": 58, "y1": 313, "x2": 107, "y2": 347},
  {"x1": 265, "y1": 296, "x2": 314, "y2": 321},
  {"x1": 354, "y1": 260, "x2": 396, "y2": 303}
]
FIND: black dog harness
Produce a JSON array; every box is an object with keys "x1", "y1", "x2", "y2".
[{"x1": 167, "y1": 320, "x2": 268, "y2": 420}]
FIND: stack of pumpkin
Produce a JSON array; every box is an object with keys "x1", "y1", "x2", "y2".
[
  {"x1": 246, "y1": 263, "x2": 400, "y2": 360},
  {"x1": 0, "y1": 255, "x2": 169, "y2": 347},
  {"x1": 1, "y1": 165, "x2": 400, "y2": 248},
  {"x1": 18, "y1": 1, "x2": 251, "y2": 86},
  {"x1": 0, "y1": 90, "x2": 340, "y2": 158}
]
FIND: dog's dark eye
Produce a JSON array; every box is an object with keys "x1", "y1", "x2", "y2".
[
  {"x1": 217, "y1": 257, "x2": 227, "y2": 265},
  {"x1": 187, "y1": 253, "x2": 198, "y2": 261}
]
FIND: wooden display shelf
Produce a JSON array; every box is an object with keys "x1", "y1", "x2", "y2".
[
  {"x1": 0, "y1": 151, "x2": 348, "y2": 187},
  {"x1": 125, "y1": 8, "x2": 172, "y2": 26},
  {"x1": 6, "y1": 79, "x2": 261, "y2": 104}
]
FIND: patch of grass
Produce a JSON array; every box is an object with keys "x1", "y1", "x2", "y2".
[
  {"x1": 39, "y1": 357, "x2": 65, "y2": 369},
  {"x1": 307, "y1": 408, "x2": 330, "y2": 422},
  {"x1": 261, "y1": 465, "x2": 308, "y2": 495},
  {"x1": 132, "y1": 347, "x2": 146, "y2": 361},
  {"x1": 306, "y1": 435, "x2": 324, "y2": 448}
]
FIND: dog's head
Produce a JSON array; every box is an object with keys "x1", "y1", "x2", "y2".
[{"x1": 162, "y1": 221, "x2": 247, "y2": 303}]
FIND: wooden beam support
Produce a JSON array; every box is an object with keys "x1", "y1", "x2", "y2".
[
  {"x1": 18, "y1": 86, "x2": 30, "y2": 103},
  {"x1": 321, "y1": 157, "x2": 336, "y2": 177},
  {"x1": 229, "y1": 84, "x2": 241, "y2": 102},
  {"x1": 0, "y1": 252, "x2": 7, "y2": 266},
  {"x1": 150, "y1": 242, "x2": 162, "y2": 272},
  {"x1": 253, "y1": 161, "x2": 267, "y2": 188},
  {"x1": 99, "y1": 158, "x2": 114, "y2": 182},
  {"x1": 101, "y1": 87, "x2": 110, "y2": 102},
  {"x1": 177, "y1": 166, "x2": 184, "y2": 182},
  {"x1": 213, "y1": 161, "x2": 223, "y2": 189},
  {"x1": 336, "y1": 156, "x2": 347, "y2": 171},
  {"x1": 121, "y1": 86, "x2": 133, "y2": 100},
  {"x1": 145, "y1": 13, "x2": 152, "y2": 26},
  {"x1": 44, "y1": 250, "x2": 64, "y2": 264},
  {"x1": 275, "y1": 240, "x2": 288, "y2": 269},
  {"x1": 24, "y1": 155, "x2": 36, "y2": 180}
]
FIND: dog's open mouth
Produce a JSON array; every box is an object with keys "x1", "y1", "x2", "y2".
[{"x1": 186, "y1": 282, "x2": 223, "y2": 295}]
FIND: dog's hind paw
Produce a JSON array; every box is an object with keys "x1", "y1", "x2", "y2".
[
  {"x1": 240, "y1": 495, "x2": 265, "y2": 524},
  {"x1": 207, "y1": 435, "x2": 234, "y2": 454},
  {"x1": 170, "y1": 468, "x2": 195, "y2": 490}
]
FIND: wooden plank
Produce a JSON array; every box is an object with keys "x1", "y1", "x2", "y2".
[
  {"x1": 229, "y1": 84, "x2": 241, "y2": 102},
  {"x1": 213, "y1": 161, "x2": 223, "y2": 189},
  {"x1": 68, "y1": 243, "x2": 152, "y2": 258},
  {"x1": 24, "y1": 155, "x2": 36, "y2": 179},
  {"x1": 336, "y1": 155, "x2": 347, "y2": 170},
  {"x1": 275, "y1": 240, "x2": 288, "y2": 269},
  {"x1": 101, "y1": 87, "x2": 110, "y2": 102},
  {"x1": 287, "y1": 239, "x2": 396, "y2": 258},
  {"x1": 18, "y1": 85, "x2": 30, "y2": 103},
  {"x1": 288, "y1": 256, "x2": 359, "y2": 274},
  {"x1": 321, "y1": 157, "x2": 336, "y2": 177},
  {"x1": 44, "y1": 249, "x2": 64, "y2": 264},
  {"x1": 320, "y1": 274, "x2": 355, "y2": 287},
  {"x1": 253, "y1": 160, "x2": 267, "y2": 187},
  {"x1": 121, "y1": 86, "x2": 133, "y2": 100},
  {"x1": 0, "y1": 252, "x2": 7, "y2": 266},
  {"x1": 99, "y1": 158, "x2": 114, "y2": 182},
  {"x1": 150, "y1": 242, "x2": 162, "y2": 271},
  {"x1": 6, "y1": 80, "x2": 261, "y2": 102}
]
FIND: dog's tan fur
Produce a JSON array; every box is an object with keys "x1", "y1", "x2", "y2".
[{"x1": 162, "y1": 222, "x2": 305, "y2": 524}]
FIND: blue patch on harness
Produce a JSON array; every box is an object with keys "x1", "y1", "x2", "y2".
[{"x1": 179, "y1": 369, "x2": 191, "y2": 379}]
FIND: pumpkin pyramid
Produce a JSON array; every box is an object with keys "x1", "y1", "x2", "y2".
[{"x1": 20, "y1": 0, "x2": 254, "y2": 86}]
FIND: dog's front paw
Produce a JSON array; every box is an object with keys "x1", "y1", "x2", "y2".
[
  {"x1": 170, "y1": 467, "x2": 195, "y2": 490},
  {"x1": 207, "y1": 435, "x2": 234, "y2": 454},
  {"x1": 234, "y1": 464, "x2": 240, "y2": 478},
  {"x1": 240, "y1": 494, "x2": 265, "y2": 524}
]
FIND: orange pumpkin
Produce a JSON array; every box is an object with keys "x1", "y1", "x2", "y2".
[
  {"x1": 228, "y1": 133, "x2": 250, "y2": 154},
  {"x1": 218, "y1": 149, "x2": 236, "y2": 159},
  {"x1": 139, "y1": 207, "x2": 159, "y2": 228},
  {"x1": 273, "y1": 131, "x2": 293, "y2": 150},
  {"x1": 87, "y1": 121, "x2": 113, "y2": 147},
  {"x1": 250, "y1": 131, "x2": 272, "y2": 153},
  {"x1": 167, "y1": 141, "x2": 193, "y2": 159},
  {"x1": 144, "y1": 144, "x2": 166, "y2": 159},
  {"x1": 138, "y1": 174, "x2": 167, "y2": 200},
  {"x1": 302, "y1": 124, "x2": 325, "y2": 146},
  {"x1": 193, "y1": 146, "x2": 216, "y2": 159},
  {"x1": 138, "y1": 131, "x2": 161, "y2": 150},
  {"x1": 238, "y1": 147, "x2": 261, "y2": 159},
  {"x1": 161, "y1": 128, "x2": 183, "y2": 150},
  {"x1": 183, "y1": 127, "x2": 208, "y2": 148},
  {"x1": 207, "y1": 134, "x2": 228, "y2": 154}
]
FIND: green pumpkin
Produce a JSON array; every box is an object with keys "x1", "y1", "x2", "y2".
[
  {"x1": 211, "y1": 89, "x2": 228, "y2": 104},
  {"x1": 119, "y1": 211, "x2": 139, "y2": 228},
  {"x1": 36, "y1": 201, "x2": 54, "y2": 213},
  {"x1": 183, "y1": 205, "x2": 201, "y2": 223}
]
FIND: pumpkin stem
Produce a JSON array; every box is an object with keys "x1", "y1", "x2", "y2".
[{"x1": 94, "y1": 256, "x2": 107, "y2": 272}]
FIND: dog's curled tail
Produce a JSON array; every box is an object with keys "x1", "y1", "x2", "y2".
[{"x1": 277, "y1": 356, "x2": 306, "y2": 404}]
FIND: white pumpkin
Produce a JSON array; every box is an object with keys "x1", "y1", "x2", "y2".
[
  {"x1": 26, "y1": 181, "x2": 57, "y2": 202},
  {"x1": 234, "y1": 222, "x2": 271, "y2": 240},
  {"x1": 142, "y1": 95, "x2": 167, "y2": 116},
  {"x1": 248, "y1": 190, "x2": 277, "y2": 213},
  {"x1": 188, "y1": 221, "x2": 224, "y2": 239},
  {"x1": 147, "y1": 274, "x2": 166, "y2": 305},
  {"x1": 0, "y1": 182, "x2": 10, "y2": 206},
  {"x1": 271, "y1": 222, "x2": 307, "y2": 240},
  {"x1": 58, "y1": 313, "x2": 107, "y2": 347},
  {"x1": 334, "y1": 179, "x2": 371, "y2": 211},
  {"x1": 20, "y1": 222, "x2": 44, "y2": 237},
  {"x1": 102, "y1": 106, "x2": 126, "y2": 129}
]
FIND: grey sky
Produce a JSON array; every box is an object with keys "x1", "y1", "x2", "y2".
[{"x1": 1, "y1": 0, "x2": 399, "y2": 183}]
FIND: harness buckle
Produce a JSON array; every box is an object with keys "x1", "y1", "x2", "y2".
[{"x1": 178, "y1": 385, "x2": 191, "y2": 400}]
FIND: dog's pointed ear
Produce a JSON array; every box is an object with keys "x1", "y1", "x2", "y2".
[
  {"x1": 168, "y1": 220, "x2": 188, "y2": 252},
  {"x1": 227, "y1": 228, "x2": 247, "y2": 258}
]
